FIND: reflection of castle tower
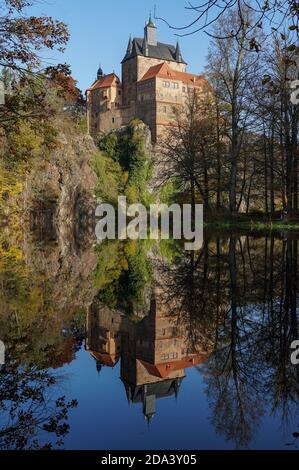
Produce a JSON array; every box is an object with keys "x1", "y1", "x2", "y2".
[
  {"x1": 86, "y1": 288, "x2": 210, "y2": 420},
  {"x1": 86, "y1": 304, "x2": 128, "y2": 369}
]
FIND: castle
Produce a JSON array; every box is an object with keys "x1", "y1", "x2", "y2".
[{"x1": 86, "y1": 15, "x2": 206, "y2": 142}]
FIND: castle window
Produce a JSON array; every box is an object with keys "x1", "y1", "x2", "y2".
[
  {"x1": 118, "y1": 90, "x2": 121, "y2": 95},
  {"x1": 112, "y1": 117, "x2": 115, "y2": 123},
  {"x1": 183, "y1": 86, "x2": 186, "y2": 92},
  {"x1": 169, "y1": 352, "x2": 178, "y2": 359},
  {"x1": 162, "y1": 106, "x2": 167, "y2": 113},
  {"x1": 161, "y1": 354, "x2": 169, "y2": 361}
]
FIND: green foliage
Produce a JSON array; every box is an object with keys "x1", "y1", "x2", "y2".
[
  {"x1": 159, "y1": 239, "x2": 181, "y2": 263},
  {"x1": 93, "y1": 240, "x2": 128, "y2": 293},
  {"x1": 92, "y1": 150, "x2": 124, "y2": 204},
  {"x1": 125, "y1": 128, "x2": 153, "y2": 205},
  {"x1": 76, "y1": 114, "x2": 88, "y2": 134},
  {"x1": 121, "y1": 240, "x2": 152, "y2": 311},
  {"x1": 94, "y1": 240, "x2": 152, "y2": 313},
  {"x1": 159, "y1": 178, "x2": 181, "y2": 205},
  {"x1": 96, "y1": 123, "x2": 153, "y2": 206},
  {"x1": 97, "y1": 132, "x2": 120, "y2": 161}
]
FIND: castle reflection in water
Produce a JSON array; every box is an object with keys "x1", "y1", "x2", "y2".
[{"x1": 86, "y1": 286, "x2": 210, "y2": 422}]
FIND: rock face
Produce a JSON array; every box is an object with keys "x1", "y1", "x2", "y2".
[{"x1": 26, "y1": 130, "x2": 98, "y2": 252}]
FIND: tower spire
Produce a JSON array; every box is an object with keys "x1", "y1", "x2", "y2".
[
  {"x1": 97, "y1": 64, "x2": 104, "y2": 81},
  {"x1": 144, "y1": 12, "x2": 157, "y2": 47},
  {"x1": 175, "y1": 40, "x2": 183, "y2": 63},
  {"x1": 127, "y1": 36, "x2": 133, "y2": 55},
  {"x1": 142, "y1": 35, "x2": 149, "y2": 56}
]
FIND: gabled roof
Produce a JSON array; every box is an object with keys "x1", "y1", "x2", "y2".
[
  {"x1": 87, "y1": 73, "x2": 120, "y2": 92},
  {"x1": 139, "y1": 62, "x2": 206, "y2": 87},
  {"x1": 139, "y1": 354, "x2": 208, "y2": 379},
  {"x1": 90, "y1": 351, "x2": 119, "y2": 367},
  {"x1": 122, "y1": 37, "x2": 186, "y2": 64},
  {"x1": 140, "y1": 62, "x2": 177, "y2": 81}
]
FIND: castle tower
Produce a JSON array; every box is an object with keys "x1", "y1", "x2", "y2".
[
  {"x1": 121, "y1": 15, "x2": 187, "y2": 110},
  {"x1": 87, "y1": 15, "x2": 206, "y2": 141},
  {"x1": 144, "y1": 14, "x2": 157, "y2": 47}
]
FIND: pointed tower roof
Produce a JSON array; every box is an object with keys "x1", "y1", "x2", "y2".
[
  {"x1": 121, "y1": 17, "x2": 187, "y2": 64},
  {"x1": 123, "y1": 36, "x2": 133, "y2": 61},
  {"x1": 142, "y1": 36, "x2": 149, "y2": 56},
  {"x1": 127, "y1": 36, "x2": 133, "y2": 54},
  {"x1": 175, "y1": 41, "x2": 184, "y2": 63},
  {"x1": 147, "y1": 11, "x2": 156, "y2": 28}
]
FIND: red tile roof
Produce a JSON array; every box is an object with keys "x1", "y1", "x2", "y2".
[
  {"x1": 87, "y1": 73, "x2": 120, "y2": 92},
  {"x1": 139, "y1": 354, "x2": 208, "y2": 379},
  {"x1": 90, "y1": 351, "x2": 119, "y2": 367},
  {"x1": 140, "y1": 62, "x2": 206, "y2": 87}
]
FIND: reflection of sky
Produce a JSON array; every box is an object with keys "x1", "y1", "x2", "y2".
[{"x1": 58, "y1": 347, "x2": 296, "y2": 450}]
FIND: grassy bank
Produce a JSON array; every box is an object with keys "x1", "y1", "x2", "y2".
[{"x1": 204, "y1": 215, "x2": 299, "y2": 231}]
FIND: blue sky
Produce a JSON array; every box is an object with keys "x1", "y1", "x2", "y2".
[{"x1": 29, "y1": 0, "x2": 210, "y2": 92}]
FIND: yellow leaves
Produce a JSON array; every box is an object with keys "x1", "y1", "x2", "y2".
[
  {"x1": 8, "y1": 121, "x2": 44, "y2": 162},
  {"x1": 125, "y1": 185, "x2": 138, "y2": 204},
  {"x1": 0, "y1": 166, "x2": 24, "y2": 196},
  {"x1": 124, "y1": 239, "x2": 137, "y2": 257},
  {"x1": 0, "y1": 245, "x2": 23, "y2": 262}
]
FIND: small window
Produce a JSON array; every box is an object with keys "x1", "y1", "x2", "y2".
[
  {"x1": 161, "y1": 354, "x2": 169, "y2": 361},
  {"x1": 118, "y1": 90, "x2": 121, "y2": 95},
  {"x1": 162, "y1": 105, "x2": 167, "y2": 113}
]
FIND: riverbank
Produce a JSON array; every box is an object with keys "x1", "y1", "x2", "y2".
[{"x1": 204, "y1": 214, "x2": 299, "y2": 231}]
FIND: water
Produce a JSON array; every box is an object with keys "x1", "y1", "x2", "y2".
[{"x1": 0, "y1": 230, "x2": 298, "y2": 450}]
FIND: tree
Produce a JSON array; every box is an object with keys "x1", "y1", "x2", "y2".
[
  {"x1": 206, "y1": 8, "x2": 262, "y2": 213},
  {"x1": 0, "y1": 0, "x2": 73, "y2": 130},
  {"x1": 159, "y1": 85, "x2": 220, "y2": 212},
  {"x1": 0, "y1": 1, "x2": 69, "y2": 73},
  {"x1": 155, "y1": 1, "x2": 299, "y2": 51}
]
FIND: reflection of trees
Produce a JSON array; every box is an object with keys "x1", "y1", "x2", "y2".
[
  {"x1": 0, "y1": 231, "x2": 95, "y2": 449},
  {"x1": 95, "y1": 240, "x2": 152, "y2": 315},
  {"x1": 156, "y1": 233, "x2": 299, "y2": 448},
  {"x1": 0, "y1": 359, "x2": 77, "y2": 450},
  {"x1": 155, "y1": 236, "x2": 229, "y2": 353}
]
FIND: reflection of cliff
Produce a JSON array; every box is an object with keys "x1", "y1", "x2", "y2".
[
  {"x1": 0, "y1": 224, "x2": 98, "y2": 369},
  {"x1": 86, "y1": 287, "x2": 210, "y2": 421}
]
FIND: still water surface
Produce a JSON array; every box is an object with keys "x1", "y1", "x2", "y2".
[{"x1": 0, "y1": 230, "x2": 298, "y2": 450}]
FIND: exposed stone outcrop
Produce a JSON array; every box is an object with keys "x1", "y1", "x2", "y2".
[{"x1": 24, "y1": 130, "x2": 98, "y2": 253}]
